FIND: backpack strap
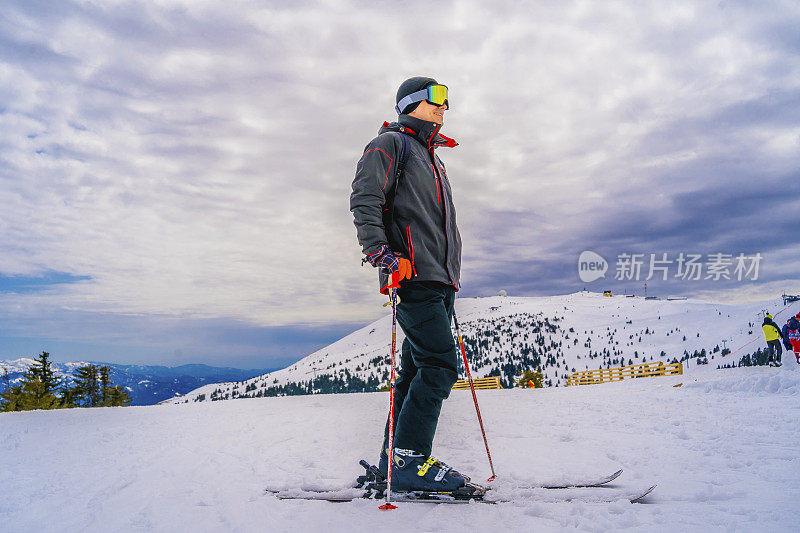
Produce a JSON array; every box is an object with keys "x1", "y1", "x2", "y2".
[
  {"x1": 362, "y1": 132, "x2": 411, "y2": 268},
  {"x1": 383, "y1": 132, "x2": 410, "y2": 217}
]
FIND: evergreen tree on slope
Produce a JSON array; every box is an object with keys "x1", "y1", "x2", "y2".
[
  {"x1": 74, "y1": 365, "x2": 101, "y2": 407},
  {"x1": 29, "y1": 351, "x2": 61, "y2": 396}
]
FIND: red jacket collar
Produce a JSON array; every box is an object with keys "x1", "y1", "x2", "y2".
[{"x1": 384, "y1": 118, "x2": 459, "y2": 150}]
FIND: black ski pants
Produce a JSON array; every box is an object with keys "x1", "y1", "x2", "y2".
[
  {"x1": 767, "y1": 339, "x2": 782, "y2": 363},
  {"x1": 383, "y1": 281, "x2": 459, "y2": 457}
]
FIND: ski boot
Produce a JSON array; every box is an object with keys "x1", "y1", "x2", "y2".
[
  {"x1": 387, "y1": 449, "x2": 482, "y2": 498},
  {"x1": 377, "y1": 447, "x2": 470, "y2": 483}
]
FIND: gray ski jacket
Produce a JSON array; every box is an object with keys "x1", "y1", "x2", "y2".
[{"x1": 350, "y1": 114, "x2": 462, "y2": 294}]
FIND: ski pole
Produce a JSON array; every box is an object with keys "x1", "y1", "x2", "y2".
[
  {"x1": 379, "y1": 284, "x2": 399, "y2": 510},
  {"x1": 452, "y1": 308, "x2": 497, "y2": 482}
]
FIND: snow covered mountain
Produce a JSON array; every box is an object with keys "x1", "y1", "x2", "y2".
[
  {"x1": 168, "y1": 291, "x2": 799, "y2": 404},
  {"x1": 0, "y1": 359, "x2": 276, "y2": 406}
]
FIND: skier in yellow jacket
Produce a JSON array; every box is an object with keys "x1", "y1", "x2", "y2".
[{"x1": 762, "y1": 313, "x2": 784, "y2": 367}]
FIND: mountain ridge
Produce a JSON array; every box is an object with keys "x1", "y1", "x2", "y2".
[
  {"x1": 167, "y1": 291, "x2": 798, "y2": 404},
  {"x1": 0, "y1": 359, "x2": 278, "y2": 406}
]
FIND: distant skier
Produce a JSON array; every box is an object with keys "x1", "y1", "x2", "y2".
[
  {"x1": 782, "y1": 320, "x2": 793, "y2": 351},
  {"x1": 350, "y1": 77, "x2": 469, "y2": 493},
  {"x1": 783, "y1": 313, "x2": 800, "y2": 365},
  {"x1": 762, "y1": 313, "x2": 784, "y2": 366}
]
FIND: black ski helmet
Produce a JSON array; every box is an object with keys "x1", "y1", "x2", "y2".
[{"x1": 396, "y1": 76, "x2": 438, "y2": 115}]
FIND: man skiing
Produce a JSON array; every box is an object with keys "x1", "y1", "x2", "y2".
[
  {"x1": 783, "y1": 313, "x2": 800, "y2": 365},
  {"x1": 350, "y1": 77, "x2": 469, "y2": 493},
  {"x1": 762, "y1": 313, "x2": 784, "y2": 366}
]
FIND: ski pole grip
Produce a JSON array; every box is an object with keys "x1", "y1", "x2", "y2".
[{"x1": 382, "y1": 271, "x2": 402, "y2": 292}]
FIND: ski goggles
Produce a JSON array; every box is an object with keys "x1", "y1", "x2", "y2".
[{"x1": 395, "y1": 84, "x2": 449, "y2": 114}]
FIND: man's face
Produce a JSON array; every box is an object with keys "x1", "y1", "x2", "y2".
[{"x1": 410, "y1": 100, "x2": 446, "y2": 125}]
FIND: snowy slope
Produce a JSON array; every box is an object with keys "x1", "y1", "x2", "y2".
[
  {"x1": 167, "y1": 291, "x2": 800, "y2": 404},
  {"x1": 2, "y1": 364, "x2": 799, "y2": 532}
]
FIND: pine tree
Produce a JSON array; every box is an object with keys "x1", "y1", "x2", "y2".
[
  {"x1": 1, "y1": 370, "x2": 59, "y2": 411},
  {"x1": 74, "y1": 365, "x2": 101, "y2": 407},
  {"x1": 29, "y1": 351, "x2": 61, "y2": 396},
  {"x1": 107, "y1": 385, "x2": 132, "y2": 407},
  {"x1": 2, "y1": 357, "x2": 129, "y2": 411},
  {"x1": 516, "y1": 370, "x2": 544, "y2": 388},
  {"x1": 99, "y1": 366, "x2": 113, "y2": 406},
  {"x1": 1, "y1": 366, "x2": 9, "y2": 395},
  {"x1": 18, "y1": 372, "x2": 60, "y2": 410},
  {"x1": 58, "y1": 380, "x2": 78, "y2": 408},
  {"x1": 1, "y1": 367, "x2": 24, "y2": 412},
  {"x1": 0, "y1": 384, "x2": 24, "y2": 411}
]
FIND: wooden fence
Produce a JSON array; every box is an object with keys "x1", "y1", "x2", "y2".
[
  {"x1": 452, "y1": 376, "x2": 504, "y2": 390},
  {"x1": 567, "y1": 361, "x2": 682, "y2": 386}
]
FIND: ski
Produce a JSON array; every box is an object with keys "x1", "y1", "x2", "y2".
[
  {"x1": 484, "y1": 484, "x2": 657, "y2": 504},
  {"x1": 275, "y1": 492, "x2": 494, "y2": 504},
  {"x1": 538, "y1": 468, "x2": 623, "y2": 489},
  {"x1": 265, "y1": 484, "x2": 656, "y2": 504},
  {"x1": 267, "y1": 487, "x2": 370, "y2": 502},
  {"x1": 266, "y1": 480, "x2": 489, "y2": 503},
  {"x1": 265, "y1": 460, "x2": 632, "y2": 502},
  {"x1": 264, "y1": 461, "x2": 653, "y2": 505}
]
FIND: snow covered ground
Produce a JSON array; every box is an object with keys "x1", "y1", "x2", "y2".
[{"x1": 2, "y1": 363, "x2": 799, "y2": 532}]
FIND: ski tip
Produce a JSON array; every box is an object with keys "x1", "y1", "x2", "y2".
[
  {"x1": 591, "y1": 469, "x2": 623, "y2": 486},
  {"x1": 378, "y1": 503, "x2": 398, "y2": 510},
  {"x1": 631, "y1": 485, "x2": 657, "y2": 503},
  {"x1": 487, "y1": 475, "x2": 497, "y2": 482}
]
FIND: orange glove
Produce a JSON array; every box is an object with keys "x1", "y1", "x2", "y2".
[
  {"x1": 367, "y1": 246, "x2": 414, "y2": 293},
  {"x1": 397, "y1": 258, "x2": 413, "y2": 281},
  {"x1": 366, "y1": 246, "x2": 414, "y2": 280},
  {"x1": 384, "y1": 258, "x2": 413, "y2": 292}
]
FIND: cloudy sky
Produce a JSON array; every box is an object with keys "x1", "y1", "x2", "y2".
[{"x1": 1, "y1": 0, "x2": 798, "y2": 368}]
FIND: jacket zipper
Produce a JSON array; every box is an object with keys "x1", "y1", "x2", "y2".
[
  {"x1": 429, "y1": 124, "x2": 455, "y2": 287},
  {"x1": 430, "y1": 163, "x2": 441, "y2": 204}
]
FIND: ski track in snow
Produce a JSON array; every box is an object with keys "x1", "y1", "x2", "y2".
[{"x1": 2, "y1": 363, "x2": 799, "y2": 532}]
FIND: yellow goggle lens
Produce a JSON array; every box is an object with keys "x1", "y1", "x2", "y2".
[{"x1": 427, "y1": 85, "x2": 448, "y2": 106}]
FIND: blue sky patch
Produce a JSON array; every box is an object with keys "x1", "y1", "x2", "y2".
[{"x1": 0, "y1": 272, "x2": 91, "y2": 294}]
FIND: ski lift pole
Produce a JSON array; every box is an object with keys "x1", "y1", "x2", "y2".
[
  {"x1": 452, "y1": 308, "x2": 497, "y2": 482},
  {"x1": 379, "y1": 282, "x2": 399, "y2": 511}
]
